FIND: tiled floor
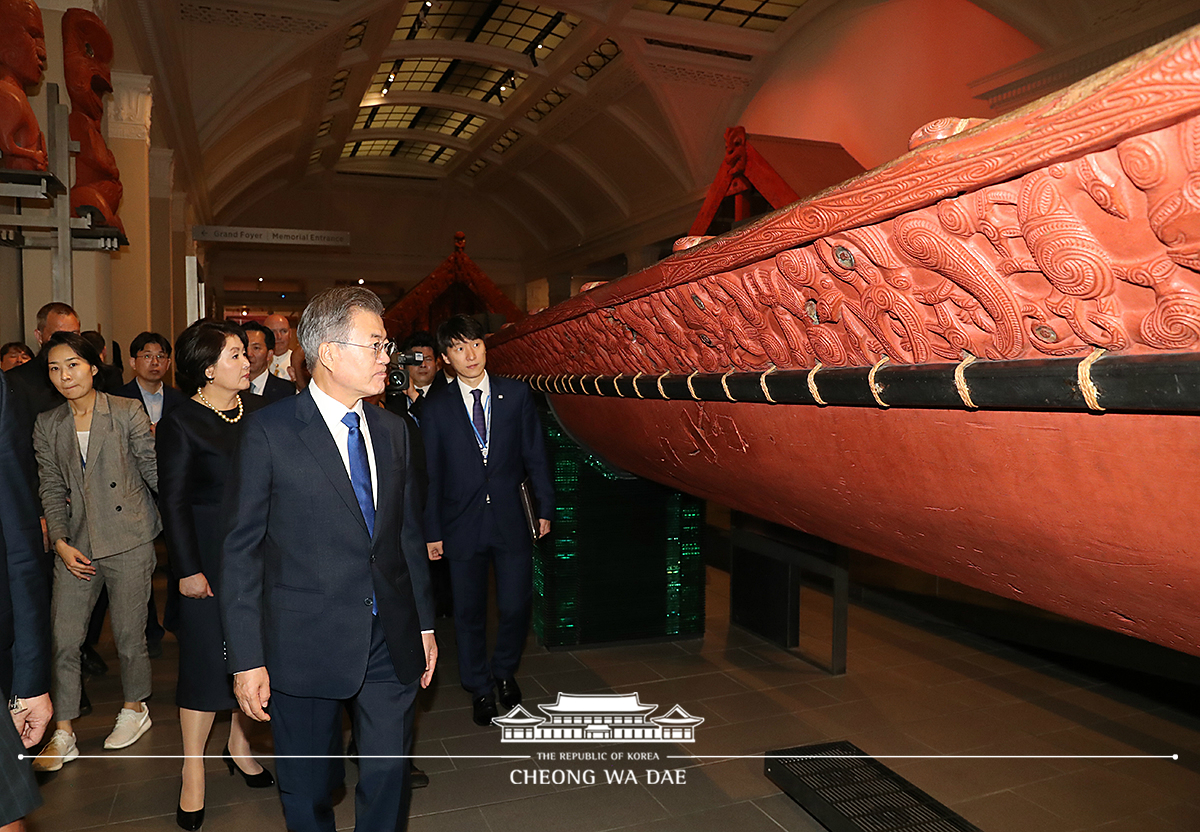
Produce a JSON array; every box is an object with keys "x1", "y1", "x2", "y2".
[{"x1": 26, "y1": 566, "x2": 1200, "y2": 832}]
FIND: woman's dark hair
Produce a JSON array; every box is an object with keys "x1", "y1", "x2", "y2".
[
  {"x1": 435, "y1": 314, "x2": 487, "y2": 357},
  {"x1": 174, "y1": 320, "x2": 248, "y2": 396},
  {"x1": 43, "y1": 331, "x2": 107, "y2": 392}
]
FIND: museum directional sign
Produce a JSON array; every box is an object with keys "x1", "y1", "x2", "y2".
[{"x1": 192, "y1": 225, "x2": 350, "y2": 247}]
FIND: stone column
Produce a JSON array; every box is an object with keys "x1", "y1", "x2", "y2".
[
  {"x1": 149, "y1": 147, "x2": 174, "y2": 337},
  {"x1": 107, "y1": 71, "x2": 153, "y2": 361}
]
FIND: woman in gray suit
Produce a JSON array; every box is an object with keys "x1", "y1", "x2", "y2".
[{"x1": 31, "y1": 332, "x2": 160, "y2": 772}]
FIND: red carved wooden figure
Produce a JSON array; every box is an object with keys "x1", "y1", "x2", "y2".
[
  {"x1": 63, "y1": 7, "x2": 123, "y2": 235},
  {"x1": 0, "y1": 0, "x2": 48, "y2": 171}
]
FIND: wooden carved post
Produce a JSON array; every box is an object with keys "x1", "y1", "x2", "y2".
[
  {"x1": 63, "y1": 7, "x2": 123, "y2": 236},
  {"x1": 0, "y1": 0, "x2": 48, "y2": 171}
]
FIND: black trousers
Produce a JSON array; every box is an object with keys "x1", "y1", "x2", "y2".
[
  {"x1": 269, "y1": 616, "x2": 418, "y2": 832},
  {"x1": 447, "y1": 511, "x2": 533, "y2": 698}
]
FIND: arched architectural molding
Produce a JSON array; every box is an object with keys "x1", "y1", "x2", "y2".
[
  {"x1": 605, "y1": 102, "x2": 691, "y2": 189},
  {"x1": 210, "y1": 150, "x2": 296, "y2": 219},
  {"x1": 208, "y1": 119, "x2": 303, "y2": 196},
  {"x1": 486, "y1": 194, "x2": 551, "y2": 251},
  {"x1": 345, "y1": 128, "x2": 474, "y2": 153},
  {"x1": 514, "y1": 171, "x2": 588, "y2": 241},
  {"x1": 357, "y1": 90, "x2": 506, "y2": 117},
  {"x1": 550, "y1": 143, "x2": 630, "y2": 217},
  {"x1": 200, "y1": 69, "x2": 314, "y2": 147},
  {"x1": 383, "y1": 39, "x2": 554, "y2": 80}
]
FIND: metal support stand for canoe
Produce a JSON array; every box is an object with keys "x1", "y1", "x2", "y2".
[{"x1": 730, "y1": 517, "x2": 848, "y2": 676}]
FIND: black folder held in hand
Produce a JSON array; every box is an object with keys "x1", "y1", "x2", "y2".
[{"x1": 519, "y1": 478, "x2": 539, "y2": 541}]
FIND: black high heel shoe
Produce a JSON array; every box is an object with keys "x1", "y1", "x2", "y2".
[
  {"x1": 223, "y1": 746, "x2": 275, "y2": 788},
  {"x1": 176, "y1": 805, "x2": 204, "y2": 830}
]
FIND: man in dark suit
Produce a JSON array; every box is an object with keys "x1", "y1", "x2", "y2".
[
  {"x1": 6, "y1": 302, "x2": 81, "y2": 435},
  {"x1": 113, "y1": 331, "x2": 185, "y2": 429},
  {"x1": 422, "y1": 314, "x2": 554, "y2": 727},
  {"x1": 242, "y1": 321, "x2": 296, "y2": 403},
  {"x1": 109, "y1": 331, "x2": 183, "y2": 654},
  {"x1": 398, "y1": 331, "x2": 439, "y2": 423},
  {"x1": 0, "y1": 369, "x2": 53, "y2": 831},
  {"x1": 221, "y1": 287, "x2": 436, "y2": 832}
]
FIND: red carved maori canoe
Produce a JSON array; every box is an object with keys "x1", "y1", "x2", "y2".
[{"x1": 487, "y1": 24, "x2": 1200, "y2": 658}]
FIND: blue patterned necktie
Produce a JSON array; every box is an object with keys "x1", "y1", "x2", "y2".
[
  {"x1": 342, "y1": 411, "x2": 376, "y2": 615},
  {"x1": 472, "y1": 388, "x2": 487, "y2": 447},
  {"x1": 341, "y1": 411, "x2": 375, "y2": 536}
]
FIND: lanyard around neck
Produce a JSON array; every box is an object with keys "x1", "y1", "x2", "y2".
[{"x1": 468, "y1": 389, "x2": 491, "y2": 454}]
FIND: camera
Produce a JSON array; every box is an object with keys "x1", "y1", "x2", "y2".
[{"x1": 385, "y1": 347, "x2": 427, "y2": 398}]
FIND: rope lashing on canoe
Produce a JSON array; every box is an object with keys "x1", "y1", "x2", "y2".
[
  {"x1": 721, "y1": 370, "x2": 737, "y2": 402},
  {"x1": 759, "y1": 365, "x2": 778, "y2": 403},
  {"x1": 807, "y1": 362, "x2": 826, "y2": 405},
  {"x1": 517, "y1": 352, "x2": 1199, "y2": 412},
  {"x1": 954, "y1": 352, "x2": 978, "y2": 409},
  {"x1": 869, "y1": 355, "x2": 891, "y2": 408},
  {"x1": 1079, "y1": 347, "x2": 1106, "y2": 411}
]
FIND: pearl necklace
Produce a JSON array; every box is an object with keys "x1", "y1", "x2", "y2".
[{"x1": 197, "y1": 389, "x2": 243, "y2": 423}]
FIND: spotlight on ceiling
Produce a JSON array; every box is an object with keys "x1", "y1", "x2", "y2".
[{"x1": 357, "y1": 278, "x2": 365, "y2": 285}]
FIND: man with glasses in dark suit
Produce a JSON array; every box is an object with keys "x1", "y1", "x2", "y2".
[{"x1": 221, "y1": 287, "x2": 436, "y2": 832}]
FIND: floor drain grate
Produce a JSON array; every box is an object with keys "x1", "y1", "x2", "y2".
[{"x1": 765, "y1": 740, "x2": 983, "y2": 832}]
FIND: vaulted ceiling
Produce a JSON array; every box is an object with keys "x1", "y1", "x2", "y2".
[{"x1": 111, "y1": 0, "x2": 1200, "y2": 298}]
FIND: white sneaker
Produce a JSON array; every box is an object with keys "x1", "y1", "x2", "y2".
[
  {"x1": 104, "y1": 706, "x2": 152, "y2": 750},
  {"x1": 32, "y1": 729, "x2": 79, "y2": 772}
]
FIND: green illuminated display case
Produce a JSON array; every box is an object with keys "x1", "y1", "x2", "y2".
[{"x1": 534, "y1": 412, "x2": 706, "y2": 648}]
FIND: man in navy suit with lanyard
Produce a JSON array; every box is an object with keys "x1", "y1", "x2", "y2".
[{"x1": 422, "y1": 314, "x2": 554, "y2": 727}]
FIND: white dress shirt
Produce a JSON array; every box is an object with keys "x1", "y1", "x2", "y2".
[
  {"x1": 457, "y1": 372, "x2": 491, "y2": 461},
  {"x1": 307, "y1": 380, "x2": 377, "y2": 505},
  {"x1": 248, "y1": 369, "x2": 270, "y2": 397},
  {"x1": 136, "y1": 379, "x2": 164, "y2": 424},
  {"x1": 309, "y1": 382, "x2": 431, "y2": 634},
  {"x1": 269, "y1": 350, "x2": 293, "y2": 380}
]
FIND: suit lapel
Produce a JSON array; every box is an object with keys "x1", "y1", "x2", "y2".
[
  {"x1": 53, "y1": 406, "x2": 84, "y2": 485},
  {"x1": 295, "y1": 389, "x2": 369, "y2": 535},
  {"x1": 82, "y1": 393, "x2": 112, "y2": 482}
]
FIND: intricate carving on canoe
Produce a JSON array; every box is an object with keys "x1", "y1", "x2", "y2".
[{"x1": 495, "y1": 114, "x2": 1200, "y2": 378}]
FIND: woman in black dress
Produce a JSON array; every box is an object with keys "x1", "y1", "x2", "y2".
[{"x1": 157, "y1": 321, "x2": 272, "y2": 830}]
